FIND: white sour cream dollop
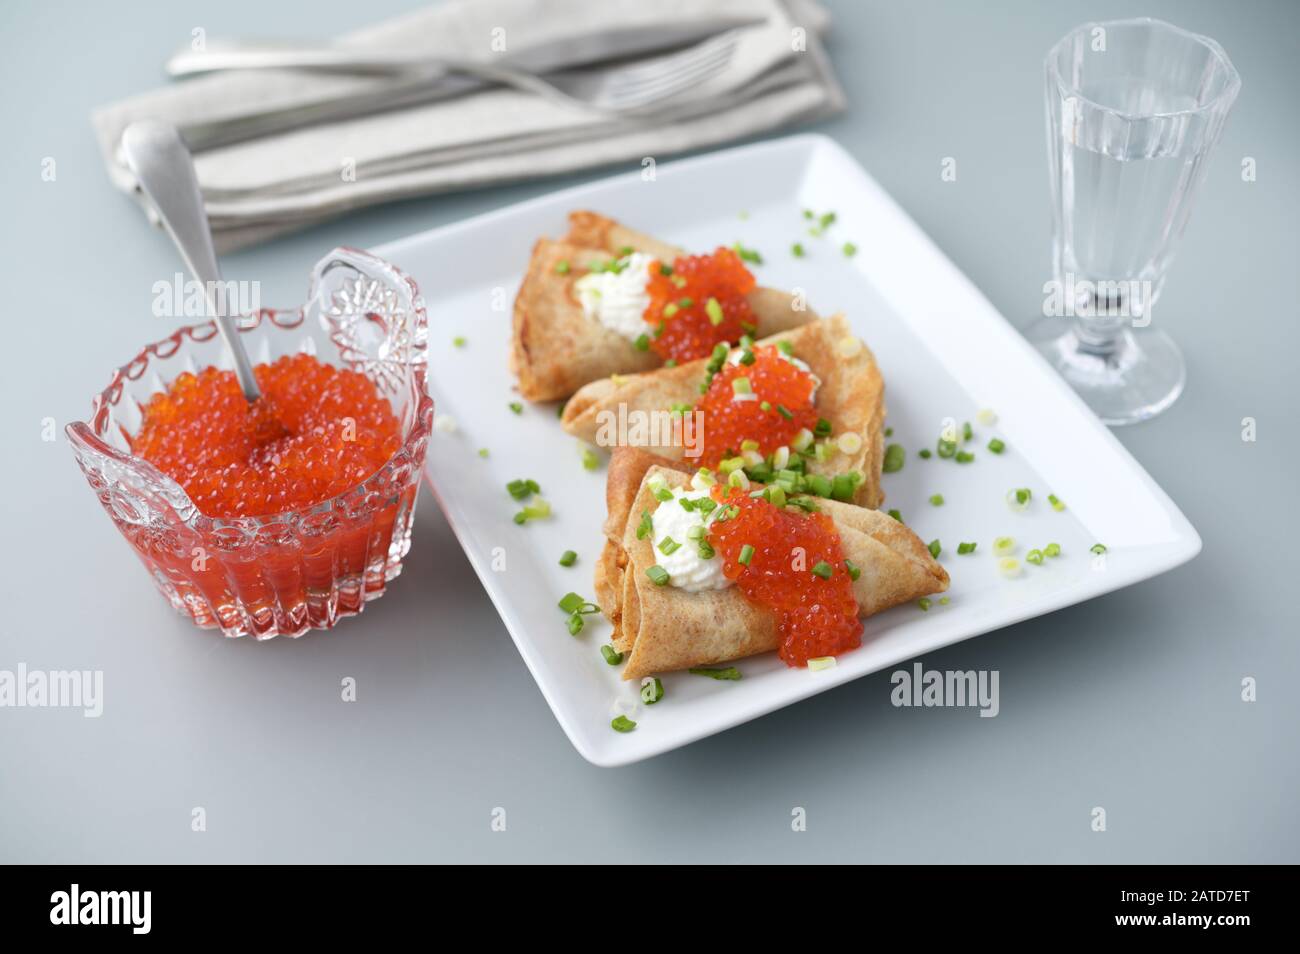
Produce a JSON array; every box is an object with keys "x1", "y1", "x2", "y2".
[
  {"x1": 648, "y1": 487, "x2": 734, "y2": 593},
  {"x1": 573, "y1": 252, "x2": 656, "y2": 342}
]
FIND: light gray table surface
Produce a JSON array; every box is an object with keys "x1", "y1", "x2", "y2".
[{"x1": 1, "y1": 0, "x2": 1295, "y2": 864}]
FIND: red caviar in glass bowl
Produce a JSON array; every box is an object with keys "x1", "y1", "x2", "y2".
[{"x1": 66, "y1": 248, "x2": 434, "y2": 639}]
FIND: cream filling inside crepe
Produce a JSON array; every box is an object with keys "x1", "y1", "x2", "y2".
[
  {"x1": 647, "y1": 486, "x2": 734, "y2": 593},
  {"x1": 573, "y1": 252, "x2": 655, "y2": 341}
]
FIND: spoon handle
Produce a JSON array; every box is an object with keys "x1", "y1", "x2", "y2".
[{"x1": 119, "y1": 121, "x2": 261, "y2": 402}]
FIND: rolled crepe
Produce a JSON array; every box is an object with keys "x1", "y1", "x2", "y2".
[
  {"x1": 510, "y1": 211, "x2": 815, "y2": 401},
  {"x1": 604, "y1": 458, "x2": 949, "y2": 680},
  {"x1": 563, "y1": 314, "x2": 886, "y2": 508}
]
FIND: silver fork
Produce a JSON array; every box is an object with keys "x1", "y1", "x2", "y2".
[{"x1": 169, "y1": 31, "x2": 742, "y2": 116}]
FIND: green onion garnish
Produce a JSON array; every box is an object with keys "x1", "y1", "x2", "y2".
[
  {"x1": 581, "y1": 447, "x2": 600, "y2": 471},
  {"x1": 555, "y1": 260, "x2": 570, "y2": 274},
  {"x1": 842, "y1": 241, "x2": 858, "y2": 257},
  {"x1": 937, "y1": 439, "x2": 957, "y2": 459},
  {"x1": 636, "y1": 510, "x2": 653, "y2": 540},
  {"x1": 559, "y1": 550, "x2": 577, "y2": 567},
  {"x1": 776, "y1": 340, "x2": 795, "y2": 356},
  {"x1": 678, "y1": 297, "x2": 694, "y2": 308},
  {"x1": 1048, "y1": 493, "x2": 1065, "y2": 511},
  {"x1": 885, "y1": 427, "x2": 893, "y2": 437},
  {"x1": 883, "y1": 444, "x2": 905, "y2": 473},
  {"x1": 814, "y1": 418, "x2": 832, "y2": 437},
  {"x1": 633, "y1": 334, "x2": 650, "y2": 351},
  {"x1": 477, "y1": 448, "x2": 489, "y2": 458},
  {"x1": 601, "y1": 645, "x2": 623, "y2": 666},
  {"x1": 888, "y1": 509, "x2": 903, "y2": 522},
  {"x1": 929, "y1": 493, "x2": 944, "y2": 506},
  {"x1": 641, "y1": 677, "x2": 665, "y2": 704},
  {"x1": 732, "y1": 376, "x2": 753, "y2": 395},
  {"x1": 844, "y1": 559, "x2": 861, "y2": 581},
  {"x1": 508, "y1": 401, "x2": 523, "y2": 415},
  {"x1": 917, "y1": 597, "x2": 932, "y2": 611},
  {"x1": 507, "y1": 478, "x2": 540, "y2": 500},
  {"x1": 567, "y1": 614, "x2": 584, "y2": 636},
  {"x1": 988, "y1": 438, "x2": 1006, "y2": 454},
  {"x1": 830, "y1": 473, "x2": 857, "y2": 501},
  {"x1": 918, "y1": 448, "x2": 932, "y2": 459},
  {"x1": 792, "y1": 242, "x2": 805, "y2": 258},
  {"x1": 993, "y1": 536, "x2": 1016, "y2": 556},
  {"x1": 706, "y1": 297, "x2": 724, "y2": 326},
  {"x1": 811, "y1": 561, "x2": 833, "y2": 579},
  {"x1": 962, "y1": 421, "x2": 973, "y2": 442},
  {"x1": 732, "y1": 242, "x2": 762, "y2": 264},
  {"x1": 955, "y1": 450, "x2": 974, "y2": 464},
  {"x1": 658, "y1": 536, "x2": 681, "y2": 556},
  {"x1": 738, "y1": 544, "x2": 755, "y2": 566},
  {"x1": 610, "y1": 715, "x2": 637, "y2": 733},
  {"x1": 776, "y1": 404, "x2": 794, "y2": 420},
  {"x1": 957, "y1": 541, "x2": 977, "y2": 554},
  {"x1": 659, "y1": 262, "x2": 674, "y2": 276},
  {"x1": 663, "y1": 303, "x2": 679, "y2": 318},
  {"x1": 646, "y1": 565, "x2": 670, "y2": 586},
  {"x1": 1090, "y1": 543, "x2": 1107, "y2": 555},
  {"x1": 689, "y1": 666, "x2": 742, "y2": 681},
  {"x1": 1044, "y1": 542, "x2": 1061, "y2": 557},
  {"x1": 453, "y1": 335, "x2": 466, "y2": 348},
  {"x1": 558, "y1": 592, "x2": 585, "y2": 614},
  {"x1": 1026, "y1": 549, "x2": 1044, "y2": 565},
  {"x1": 928, "y1": 539, "x2": 941, "y2": 559}
]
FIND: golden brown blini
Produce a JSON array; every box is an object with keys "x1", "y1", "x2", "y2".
[
  {"x1": 509, "y1": 211, "x2": 815, "y2": 401},
  {"x1": 602, "y1": 461, "x2": 948, "y2": 680},
  {"x1": 562, "y1": 315, "x2": 886, "y2": 508}
]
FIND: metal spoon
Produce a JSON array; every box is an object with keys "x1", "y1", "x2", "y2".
[{"x1": 119, "y1": 120, "x2": 261, "y2": 402}]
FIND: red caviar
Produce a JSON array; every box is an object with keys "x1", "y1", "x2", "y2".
[
  {"x1": 694, "y1": 345, "x2": 819, "y2": 467},
  {"x1": 131, "y1": 353, "x2": 402, "y2": 518},
  {"x1": 707, "y1": 488, "x2": 862, "y2": 667},
  {"x1": 643, "y1": 248, "x2": 756, "y2": 362}
]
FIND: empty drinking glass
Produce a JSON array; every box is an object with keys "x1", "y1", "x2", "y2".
[{"x1": 1028, "y1": 18, "x2": 1240, "y2": 424}]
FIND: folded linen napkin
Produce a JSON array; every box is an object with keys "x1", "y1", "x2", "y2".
[{"x1": 91, "y1": 0, "x2": 844, "y2": 251}]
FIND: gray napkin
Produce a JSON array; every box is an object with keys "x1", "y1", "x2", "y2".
[{"x1": 92, "y1": 0, "x2": 844, "y2": 251}]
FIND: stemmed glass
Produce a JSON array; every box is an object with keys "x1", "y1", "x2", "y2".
[{"x1": 1027, "y1": 18, "x2": 1240, "y2": 425}]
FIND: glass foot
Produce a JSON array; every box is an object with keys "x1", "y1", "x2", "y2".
[{"x1": 1024, "y1": 319, "x2": 1186, "y2": 426}]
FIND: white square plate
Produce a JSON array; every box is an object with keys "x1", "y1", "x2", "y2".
[{"x1": 375, "y1": 134, "x2": 1200, "y2": 766}]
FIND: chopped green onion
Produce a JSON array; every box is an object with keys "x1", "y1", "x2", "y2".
[
  {"x1": 929, "y1": 493, "x2": 944, "y2": 506},
  {"x1": 477, "y1": 448, "x2": 490, "y2": 458},
  {"x1": 689, "y1": 666, "x2": 742, "y2": 681},
  {"x1": 842, "y1": 241, "x2": 858, "y2": 257},
  {"x1": 962, "y1": 421, "x2": 973, "y2": 442},
  {"x1": 993, "y1": 536, "x2": 1016, "y2": 556},
  {"x1": 776, "y1": 404, "x2": 794, "y2": 420},
  {"x1": 955, "y1": 450, "x2": 974, "y2": 464},
  {"x1": 557, "y1": 592, "x2": 585, "y2": 614},
  {"x1": 728, "y1": 469, "x2": 750, "y2": 490},
  {"x1": 765, "y1": 485, "x2": 787, "y2": 509},
  {"x1": 636, "y1": 510, "x2": 653, "y2": 540},
  {"x1": 1090, "y1": 543, "x2": 1107, "y2": 555},
  {"x1": 888, "y1": 509, "x2": 903, "y2": 522},
  {"x1": 937, "y1": 439, "x2": 957, "y2": 459},
  {"x1": 507, "y1": 478, "x2": 540, "y2": 500},
  {"x1": 663, "y1": 302, "x2": 679, "y2": 319},
  {"x1": 732, "y1": 376, "x2": 753, "y2": 396},
  {"x1": 645, "y1": 565, "x2": 670, "y2": 586},
  {"x1": 601, "y1": 644, "x2": 623, "y2": 666},
  {"x1": 633, "y1": 333, "x2": 650, "y2": 351},
  {"x1": 1006, "y1": 488, "x2": 1031, "y2": 511},
  {"x1": 1048, "y1": 493, "x2": 1066, "y2": 512},
  {"x1": 705, "y1": 297, "x2": 724, "y2": 325},
  {"x1": 581, "y1": 446, "x2": 601, "y2": 471},
  {"x1": 788, "y1": 496, "x2": 820, "y2": 512},
  {"x1": 653, "y1": 486, "x2": 674, "y2": 502},
  {"x1": 917, "y1": 597, "x2": 932, "y2": 612},
  {"x1": 559, "y1": 550, "x2": 577, "y2": 567},
  {"x1": 514, "y1": 498, "x2": 552, "y2": 523},
  {"x1": 678, "y1": 297, "x2": 694, "y2": 308},
  {"x1": 883, "y1": 444, "x2": 905, "y2": 472},
  {"x1": 733, "y1": 242, "x2": 762, "y2": 264},
  {"x1": 988, "y1": 438, "x2": 1006, "y2": 454},
  {"x1": 1044, "y1": 542, "x2": 1061, "y2": 558},
  {"x1": 997, "y1": 557, "x2": 1021, "y2": 578},
  {"x1": 792, "y1": 242, "x2": 806, "y2": 258},
  {"x1": 657, "y1": 536, "x2": 681, "y2": 556},
  {"x1": 453, "y1": 335, "x2": 467, "y2": 348},
  {"x1": 567, "y1": 613, "x2": 584, "y2": 636},
  {"x1": 957, "y1": 541, "x2": 977, "y2": 555},
  {"x1": 738, "y1": 544, "x2": 755, "y2": 566},
  {"x1": 641, "y1": 677, "x2": 665, "y2": 704},
  {"x1": 885, "y1": 427, "x2": 894, "y2": 437},
  {"x1": 555, "y1": 260, "x2": 570, "y2": 274},
  {"x1": 939, "y1": 597, "x2": 950, "y2": 605},
  {"x1": 811, "y1": 560, "x2": 833, "y2": 579},
  {"x1": 830, "y1": 473, "x2": 856, "y2": 501},
  {"x1": 808, "y1": 656, "x2": 837, "y2": 671},
  {"x1": 918, "y1": 448, "x2": 932, "y2": 459},
  {"x1": 977, "y1": 408, "x2": 998, "y2": 425},
  {"x1": 844, "y1": 559, "x2": 861, "y2": 581},
  {"x1": 610, "y1": 715, "x2": 637, "y2": 733},
  {"x1": 776, "y1": 340, "x2": 795, "y2": 356},
  {"x1": 1026, "y1": 549, "x2": 1044, "y2": 565},
  {"x1": 807, "y1": 474, "x2": 832, "y2": 497},
  {"x1": 760, "y1": 400, "x2": 772, "y2": 412},
  {"x1": 508, "y1": 401, "x2": 523, "y2": 415},
  {"x1": 928, "y1": 539, "x2": 941, "y2": 559}
]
